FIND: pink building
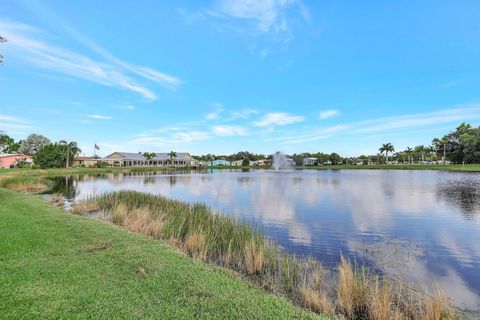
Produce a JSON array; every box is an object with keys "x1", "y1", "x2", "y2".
[{"x1": 0, "y1": 154, "x2": 33, "y2": 168}]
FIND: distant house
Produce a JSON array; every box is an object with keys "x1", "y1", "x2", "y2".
[
  {"x1": 73, "y1": 157, "x2": 98, "y2": 167},
  {"x1": 303, "y1": 157, "x2": 318, "y2": 166},
  {"x1": 231, "y1": 159, "x2": 254, "y2": 166},
  {"x1": 286, "y1": 158, "x2": 296, "y2": 166},
  {"x1": 253, "y1": 159, "x2": 272, "y2": 166},
  {"x1": 102, "y1": 152, "x2": 200, "y2": 167},
  {"x1": 207, "y1": 159, "x2": 231, "y2": 166},
  {"x1": 0, "y1": 153, "x2": 33, "y2": 168}
]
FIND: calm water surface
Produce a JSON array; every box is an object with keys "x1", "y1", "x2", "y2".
[{"x1": 53, "y1": 169, "x2": 480, "y2": 308}]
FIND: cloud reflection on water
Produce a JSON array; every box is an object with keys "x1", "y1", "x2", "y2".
[{"x1": 66, "y1": 169, "x2": 480, "y2": 309}]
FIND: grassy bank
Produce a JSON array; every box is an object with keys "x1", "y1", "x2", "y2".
[
  {"x1": 293, "y1": 164, "x2": 480, "y2": 172},
  {"x1": 0, "y1": 189, "x2": 324, "y2": 319},
  {"x1": 0, "y1": 165, "x2": 173, "y2": 177},
  {"x1": 1, "y1": 163, "x2": 479, "y2": 178},
  {"x1": 71, "y1": 191, "x2": 458, "y2": 320},
  {"x1": 198, "y1": 164, "x2": 480, "y2": 171}
]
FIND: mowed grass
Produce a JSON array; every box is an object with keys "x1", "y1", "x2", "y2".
[
  {"x1": 0, "y1": 166, "x2": 172, "y2": 177},
  {"x1": 0, "y1": 189, "x2": 325, "y2": 320},
  {"x1": 294, "y1": 164, "x2": 480, "y2": 172},
  {"x1": 1, "y1": 163, "x2": 480, "y2": 178}
]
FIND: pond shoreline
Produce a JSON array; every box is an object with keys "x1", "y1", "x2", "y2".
[
  {"x1": 0, "y1": 188, "x2": 325, "y2": 319},
  {"x1": 1, "y1": 169, "x2": 478, "y2": 315},
  {"x1": 1, "y1": 163, "x2": 480, "y2": 178}
]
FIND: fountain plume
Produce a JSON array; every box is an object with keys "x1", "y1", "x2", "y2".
[{"x1": 272, "y1": 151, "x2": 291, "y2": 171}]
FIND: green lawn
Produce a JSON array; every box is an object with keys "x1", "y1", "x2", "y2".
[
  {"x1": 0, "y1": 166, "x2": 172, "y2": 177},
  {"x1": 0, "y1": 189, "x2": 325, "y2": 319},
  {"x1": 294, "y1": 163, "x2": 480, "y2": 171}
]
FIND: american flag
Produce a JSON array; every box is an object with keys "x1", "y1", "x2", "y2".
[{"x1": 94, "y1": 144, "x2": 100, "y2": 150}]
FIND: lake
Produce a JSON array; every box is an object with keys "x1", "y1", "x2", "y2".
[{"x1": 51, "y1": 169, "x2": 480, "y2": 309}]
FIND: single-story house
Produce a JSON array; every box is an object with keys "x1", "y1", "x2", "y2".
[
  {"x1": 231, "y1": 159, "x2": 254, "y2": 166},
  {"x1": 253, "y1": 159, "x2": 272, "y2": 166},
  {"x1": 0, "y1": 153, "x2": 33, "y2": 168},
  {"x1": 303, "y1": 157, "x2": 318, "y2": 166},
  {"x1": 286, "y1": 158, "x2": 296, "y2": 166},
  {"x1": 73, "y1": 157, "x2": 98, "y2": 167},
  {"x1": 207, "y1": 159, "x2": 231, "y2": 166},
  {"x1": 102, "y1": 152, "x2": 200, "y2": 167}
]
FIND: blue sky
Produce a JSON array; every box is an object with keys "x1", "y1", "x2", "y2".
[{"x1": 1, "y1": 0, "x2": 480, "y2": 156}]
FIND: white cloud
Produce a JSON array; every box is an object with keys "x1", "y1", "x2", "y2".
[
  {"x1": 184, "y1": 0, "x2": 309, "y2": 55},
  {"x1": 353, "y1": 106, "x2": 480, "y2": 134},
  {"x1": 0, "y1": 114, "x2": 28, "y2": 123},
  {"x1": 0, "y1": 114, "x2": 33, "y2": 132},
  {"x1": 271, "y1": 104, "x2": 480, "y2": 146},
  {"x1": 171, "y1": 130, "x2": 211, "y2": 143},
  {"x1": 212, "y1": 125, "x2": 248, "y2": 136},
  {"x1": 442, "y1": 79, "x2": 463, "y2": 88},
  {"x1": 318, "y1": 109, "x2": 340, "y2": 119},
  {"x1": 0, "y1": 122, "x2": 33, "y2": 131},
  {"x1": 254, "y1": 112, "x2": 304, "y2": 127},
  {"x1": 0, "y1": 20, "x2": 181, "y2": 100},
  {"x1": 206, "y1": 102, "x2": 224, "y2": 120},
  {"x1": 87, "y1": 114, "x2": 113, "y2": 120},
  {"x1": 130, "y1": 130, "x2": 211, "y2": 147},
  {"x1": 206, "y1": 112, "x2": 220, "y2": 120},
  {"x1": 228, "y1": 108, "x2": 259, "y2": 120},
  {"x1": 214, "y1": 0, "x2": 306, "y2": 36},
  {"x1": 118, "y1": 105, "x2": 135, "y2": 110}
]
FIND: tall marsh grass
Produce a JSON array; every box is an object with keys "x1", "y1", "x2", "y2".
[
  {"x1": 0, "y1": 175, "x2": 53, "y2": 192},
  {"x1": 73, "y1": 191, "x2": 458, "y2": 319}
]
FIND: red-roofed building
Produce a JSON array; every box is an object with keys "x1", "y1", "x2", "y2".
[{"x1": 0, "y1": 154, "x2": 33, "y2": 168}]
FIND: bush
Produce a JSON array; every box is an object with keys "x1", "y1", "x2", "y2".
[
  {"x1": 15, "y1": 158, "x2": 31, "y2": 169},
  {"x1": 33, "y1": 144, "x2": 66, "y2": 168},
  {"x1": 95, "y1": 161, "x2": 109, "y2": 168}
]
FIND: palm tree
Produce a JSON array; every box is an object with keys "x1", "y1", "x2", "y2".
[
  {"x1": 59, "y1": 140, "x2": 81, "y2": 167},
  {"x1": 168, "y1": 151, "x2": 177, "y2": 166},
  {"x1": 433, "y1": 137, "x2": 448, "y2": 165},
  {"x1": 378, "y1": 145, "x2": 386, "y2": 164},
  {"x1": 426, "y1": 145, "x2": 435, "y2": 163},
  {"x1": 415, "y1": 145, "x2": 426, "y2": 164},
  {"x1": 405, "y1": 147, "x2": 413, "y2": 164},
  {"x1": 143, "y1": 152, "x2": 156, "y2": 166},
  {"x1": 379, "y1": 143, "x2": 395, "y2": 164}
]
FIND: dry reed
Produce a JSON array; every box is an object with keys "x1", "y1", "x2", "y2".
[
  {"x1": 71, "y1": 201, "x2": 99, "y2": 215},
  {"x1": 69, "y1": 191, "x2": 459, "y2": 320},
  {"x1": 185, "y1": 231, "x2": 207, "y2": 260}
]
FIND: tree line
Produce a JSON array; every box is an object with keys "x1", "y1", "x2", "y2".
[
  {"x1": 0, "y1": 132, "x2": 81, "y2": 168},
  {"x1": 192, "y1": 123, "x2": 480, "y2": 166},
  {"x1": 374, "y1": 123, "x2": 480, "y2": 164},
  {"x1": 1, "y1": 122, "x2": 478, "y2": 169}
]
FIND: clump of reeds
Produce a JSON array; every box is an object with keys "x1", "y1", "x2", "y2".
[
  {"x1": 300, "y1": 259, "x2": 334, "y2": 314},
  {"x1": 49, "y1": 193, "x2": 65, "y2": 207},
  {"x1": 0, "y1": 176, "x2": 53, "y2": 193},
  {"x1": 71, "y1": 191, "x2": 459, "y2": 320},
  {"x1": 244, "y1": 238, "x2": 266, "y2": 274},
  {"x1": 336, "y1": 256, "x2": 459, "y2": 320},
  {"x1": 71, "y1": 201, "x2": 99, "y2": 215},
  {"x1": 419, "y1": 285, "x2": 459, "y2": 320},
  {"x1": 185, "y1": 231, "x2": 207, "y2": 260},
  {"x1": 368, "y1": 277, "x2": 404, "y2": 320},
  {"x1": 337, "y1": 255, "x2": 369, "y2": 318}
]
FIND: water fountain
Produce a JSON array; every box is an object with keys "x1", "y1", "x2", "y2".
[{"x1": 272, "y1": 151, "x2": 291, "y2": 171}]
